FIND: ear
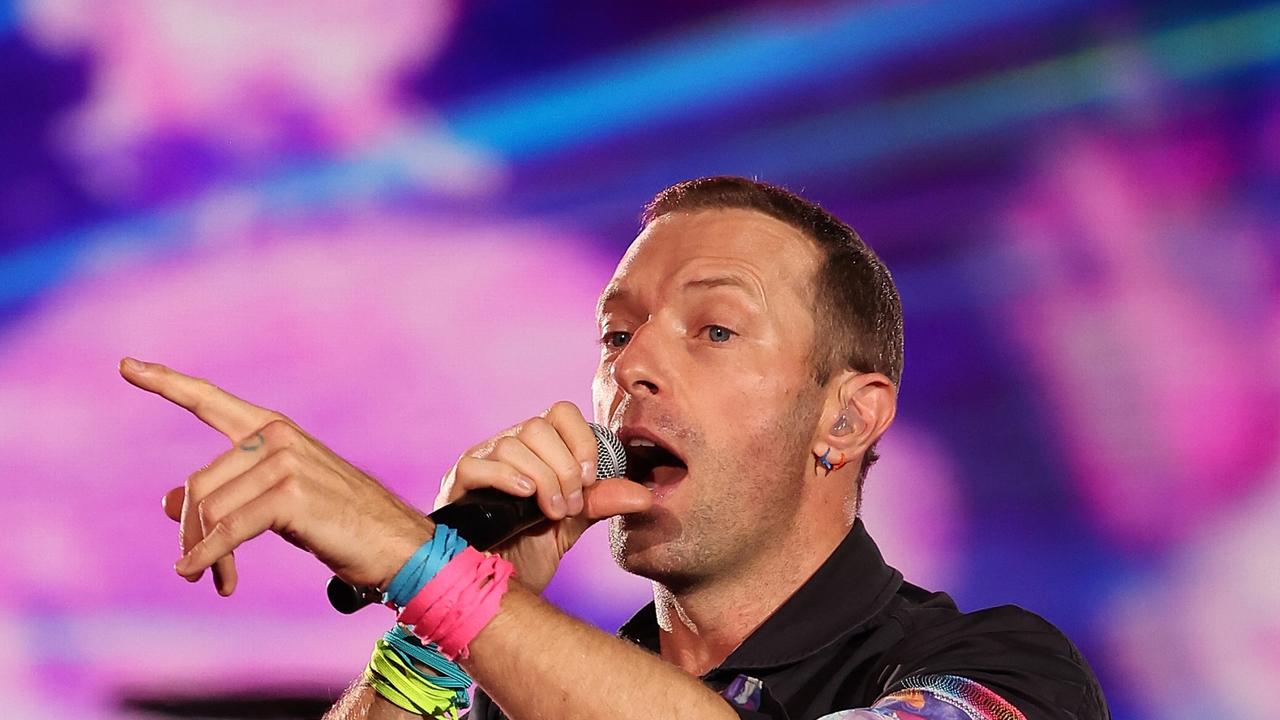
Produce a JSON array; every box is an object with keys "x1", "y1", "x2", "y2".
[{"x1": 814, "y1": 371, "x2": 897, "y2": 463}]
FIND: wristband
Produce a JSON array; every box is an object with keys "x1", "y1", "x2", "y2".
[
  {"x1": 365, "y1": 639, "x2": 465, "y2": 719},
  {"x1": 384, "y1": 523, "x2": 468, "y2": 608},
  {"x1": 434, "y1": 554, "x2": 513, "y2": 658},
  {"x1": 398, "y1": 546, "x2": 515, "y2": 659},
  {"x1": 383, "y1": 625, "x2": 472, "y2": 693}
]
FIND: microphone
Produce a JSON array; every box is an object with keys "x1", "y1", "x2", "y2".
[{"x1": 326, "y1": 422, "x2": 627, "y2": 613}]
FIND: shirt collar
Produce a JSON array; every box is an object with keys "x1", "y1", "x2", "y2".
[{"x1": 617, "y1": 517, "x2": 903, "y2": 670}]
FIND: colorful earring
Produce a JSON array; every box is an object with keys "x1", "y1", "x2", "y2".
[{"x1": 815, "y1": 448, "x2": 849, "y2": 473}]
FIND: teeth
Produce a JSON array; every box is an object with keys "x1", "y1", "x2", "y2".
[{"x1": 626, "y1": 438, "x2": 656, "y2": 447}]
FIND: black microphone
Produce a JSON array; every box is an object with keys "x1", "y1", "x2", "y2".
[{"x1": 326, "y1": 422, "x2": 627, "y2": 613}]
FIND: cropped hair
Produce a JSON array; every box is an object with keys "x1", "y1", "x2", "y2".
[{"x1": 643, "y1": 176, "x2": 903, "y2": 490}]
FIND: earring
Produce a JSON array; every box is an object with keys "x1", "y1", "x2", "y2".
[{"x1": 814, "y1": 448, "x2": 849, "y2": 474}]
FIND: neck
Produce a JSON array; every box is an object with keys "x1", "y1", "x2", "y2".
[{"x1": 653, "y1": 516, "x2": 851, "y2": 676}]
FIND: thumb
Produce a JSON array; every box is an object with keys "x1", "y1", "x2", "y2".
[
  {"x1": 161, "y1": 486, "x2": 183, "y2": 522},
  {"x1": 581, "y1": 478, "x2": 653, "y2": 521}
]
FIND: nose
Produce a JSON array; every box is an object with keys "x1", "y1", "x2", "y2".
[{"x1": 610, "y1": 324, "x2": 662, "y2": 397}]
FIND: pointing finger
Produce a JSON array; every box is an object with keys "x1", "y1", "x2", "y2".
[{"x1": 119, "y1": 357, "x2": 279, "y2": 443}]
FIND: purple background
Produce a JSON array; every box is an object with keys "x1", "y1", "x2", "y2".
[{"x1": 1, "y1": 1, "x2": 1278, "y2": 718}]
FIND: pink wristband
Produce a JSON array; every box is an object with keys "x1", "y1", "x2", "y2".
[
  {"x1": 435, "y1": 556, "x2": 514, "y2": 659},
  {"x1": 398, "y1": 546, "x2": 481, "y2": 629},
  {"x1": 418, "y1": 555, "x2": 488, "y2": 645},
  {"x1": 397, "y1": 546, "x2": 515, "y2": 659}
]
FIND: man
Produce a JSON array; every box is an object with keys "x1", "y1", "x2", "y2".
[{"x1": 126, "y1": 177, "x2": 1108, "y2": 719}]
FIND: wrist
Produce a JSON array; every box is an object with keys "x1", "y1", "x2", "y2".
[{"x1": 376, "y1": 517, "x2": 436, "y2": 592}]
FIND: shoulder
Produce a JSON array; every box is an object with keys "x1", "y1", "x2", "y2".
[{"x1": 872, "y1": 585, "x2": 1108, "y2": 720}]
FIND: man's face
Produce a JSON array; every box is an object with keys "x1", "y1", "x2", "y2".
[{"x1": 593, "y1": 208, "x2": 828, "y2": 589}]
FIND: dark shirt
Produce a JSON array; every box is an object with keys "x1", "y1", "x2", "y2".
[{"x1": 467, "y1": 519, "x2": 1108, "y2": 720}]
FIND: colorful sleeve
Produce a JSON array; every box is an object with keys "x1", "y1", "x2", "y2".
[{"x1": 815, "y1": 674, "x2": 1028, "y2": 720}]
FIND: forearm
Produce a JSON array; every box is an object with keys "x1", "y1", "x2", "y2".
[
  {"x1": 324, "y1": 678, "x2": 422, "y2": 720},
  {"x1": 461, "y1": 582, "x2": 737, "y2": 720}
]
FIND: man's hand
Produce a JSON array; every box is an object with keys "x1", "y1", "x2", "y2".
[
  {"x1": 123, "y1": 357, "x2": 430, "y2": 594},
  {"x1": 438, "y1": 401, "x2": 652, "y2": 592}
]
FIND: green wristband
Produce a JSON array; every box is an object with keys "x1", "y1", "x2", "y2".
[{"x1": 366, "y1": 639, "x2": 464, "y2": 719}]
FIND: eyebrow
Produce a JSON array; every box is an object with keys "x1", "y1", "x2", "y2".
[
  {"x1": 596, "y1": 274, "x2": 764, "y2": 322},
  {"x1": 682, "y1": 275, "x2": 763, "y2": 303},
  {"x1": 596, "y1": 284, "x2": 628, "y2": 322}
]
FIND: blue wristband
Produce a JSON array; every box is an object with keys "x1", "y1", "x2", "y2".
[
  {"x1": 383, "y1": 625, "x2": 473, "y2": 693},
  {"x1": 383, "y1": 523, "x2": 468, "y2": 607}
]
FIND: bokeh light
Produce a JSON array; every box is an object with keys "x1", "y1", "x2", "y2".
[{"x1": 2, "y1": 1, "x2": 1276, "y2": 717}]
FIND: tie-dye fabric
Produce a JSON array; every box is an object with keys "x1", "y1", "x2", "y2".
[{"x1": 817, "y1": 675, "x2": 1027, "y2": 720}]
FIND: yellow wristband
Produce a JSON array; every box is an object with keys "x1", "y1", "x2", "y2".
[{"x1": 366, "y1": 639, "x2": 463, "y2": 719}]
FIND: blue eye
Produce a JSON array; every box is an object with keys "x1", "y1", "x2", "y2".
[
  {"x1": 602, "y1": 331, "x2": 631, "y2": 349},
  {"x1": 705, "y1": 325, "x2": 735, "y2": 342}
]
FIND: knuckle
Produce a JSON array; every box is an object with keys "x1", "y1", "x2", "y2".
[
  {"x1": 544, "y1": 401, "x2": 580, "y2": 422},
  {"x1": 193, "y1": 378, "x2": 218, "y2": 403},
  {"x1": 492, "y1": 435, "x2": 523, "y2": 457},
  {"x1": 274, "y1": 447, "x2": 302, "y2": 472},
  {"x1": 552, "y1": 458, "x2": 581, "y2": 485},
  {"x1": 519, "y1": 416, "x2": 551, "y2": 437},
  {"x1": 196, "y1": 501, "x2": 216, "y2": 530},
  {"x1": 438, "y1": 472, "x2": 466, "y2": 504},
  {"x1": 185, "y1": 465, "x2": 213, "y2": 496},
  {"x1": 214, "y1": 513, "x2": 239, "y2": 539},
  {"x1": 454, "y1": 457, "x2": 483, "y2": 483},
  {"x1": 261, "y1": 418, "x2": 295, "y2": 442},
  {"x1": 527, "y1": 463, "x2": 558, "y2": 489},
  {"x1": 276, "y1": 474, "x2": 304, "y2": 499}
]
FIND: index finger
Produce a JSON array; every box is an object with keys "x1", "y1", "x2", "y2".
[
  {"x1": 543, "y1": 401, "x2": 599, "y2": 485},
  {"x1": 119, "y1": 357, "x2": 277, "y2": 442}
]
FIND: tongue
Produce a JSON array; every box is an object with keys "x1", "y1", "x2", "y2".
[{"x1": 649, "y1": 464, "x2": 687, "y2": 487}]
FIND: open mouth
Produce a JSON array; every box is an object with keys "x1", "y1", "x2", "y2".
[{"x1": 623, "y1": 438, "x2": 688, "y2": 490}]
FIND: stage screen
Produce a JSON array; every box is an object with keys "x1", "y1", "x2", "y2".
[{"x1": 1, "y1": 1, "x2": 1277, "y2": 718}]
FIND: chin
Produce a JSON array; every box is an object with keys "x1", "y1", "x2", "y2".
[{"x1": 608, "y1": 514, "x2": 706, "y2": 588}]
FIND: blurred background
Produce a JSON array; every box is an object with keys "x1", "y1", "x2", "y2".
[{"x1": 1, "y1": 0, "x2": 1277, "y2": 718}]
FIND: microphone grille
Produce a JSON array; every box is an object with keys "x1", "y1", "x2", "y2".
[{"x1": 589, "y1": 423, "x2": 627, "y2": 479}]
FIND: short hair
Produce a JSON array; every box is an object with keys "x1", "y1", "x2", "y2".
[{"x1": 641, "y1": 176, "x2": 903, "y2": 490}]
